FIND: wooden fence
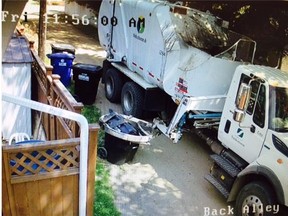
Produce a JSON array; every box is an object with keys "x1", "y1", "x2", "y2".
[
  {"x1": 2, "y1": 126, "x2": 99, "y2": 216},
  {"x1": 2, "y1": 43, "x2": 98, "y2": 216}
]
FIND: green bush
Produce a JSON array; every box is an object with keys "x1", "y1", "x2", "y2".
[{"x1": 81, "y1": 105, "x2": 101, "y2": 124}]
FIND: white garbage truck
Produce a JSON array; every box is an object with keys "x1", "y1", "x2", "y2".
[{"x1": 98, "y1": 0, "x2": 288, "y2": 215}]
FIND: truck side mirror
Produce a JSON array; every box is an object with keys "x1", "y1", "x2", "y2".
[{"x1": 233, "y1": 83, "x2": 251, "y2": 122}]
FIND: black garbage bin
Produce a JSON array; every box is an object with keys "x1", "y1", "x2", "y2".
[
  {"x1": 47, "y1": 53, "x2": 75, "y2": 87},
  {"x1": 73, "y1": 63, "x2": 102, "y2": 105},
  {"x1": 51, "y1": 43, "x2": 75, "y2": 55},
  {"x1": 104, "y1": 133, "x2": 139, "y2": 165}
]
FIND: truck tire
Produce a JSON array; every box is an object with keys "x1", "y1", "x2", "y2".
[
  {"x1": 235, "y1": 181, "x2": 276, "y2": 216},
  {"x1": 104, "y1": 68, "x2": 123, "y2": 103},
  {"x1": 121, "y1": 82, "x2": 144, "y2": 118}
]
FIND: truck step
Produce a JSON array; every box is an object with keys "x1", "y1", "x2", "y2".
[
  {"x1": 205, "y1": 174, "x2": 229, "y2": 199},
  {"x1": 210, "y1": 154, "x2": 240, "y2": 178},
  {"x1": 221, "y1": 150, "x2": 248, "y2": 169}
]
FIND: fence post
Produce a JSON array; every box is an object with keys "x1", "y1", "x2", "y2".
[
  {"x1": 86, "y1": 124, "x2": 99, "y2": 216},
  {"x1": 47, "y1": 74, "x2": 61, "y2": 140},
  {"x1": 46, "y1": 65, "x2": 53, "y2": 76},
  {"x1": 2, "y1": 151, "x2": 16, "y2": 216},
  {"x1": 29, "y1": 41, "x2": 35, "y2": 50}
]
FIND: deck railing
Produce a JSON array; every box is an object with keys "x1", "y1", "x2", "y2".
[{"x1": 30, "y1": 47, "x2": 83, "y2": 140}]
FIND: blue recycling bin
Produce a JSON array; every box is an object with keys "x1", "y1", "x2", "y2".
[{"x1": 47, "y1": 53, "x2": 75, "y2": 86}]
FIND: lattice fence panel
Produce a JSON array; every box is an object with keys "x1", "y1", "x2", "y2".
[{"x1": 9, "y1": 145, "x2": 80, "y2": 177}]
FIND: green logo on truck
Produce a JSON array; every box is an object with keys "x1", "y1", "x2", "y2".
[{"x1": 137, "y1": 16, "x2": 145, "y2": 33}]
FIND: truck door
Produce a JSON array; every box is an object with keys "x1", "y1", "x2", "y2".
[{"x1": 223, "y1": 75, "x2": 268, "y2": 163}]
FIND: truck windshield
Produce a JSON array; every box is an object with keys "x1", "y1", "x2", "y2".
[{"x1": 269, "y1": 86, "x2": 288, "y2": 132}]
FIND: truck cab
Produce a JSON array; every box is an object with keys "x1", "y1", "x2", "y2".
[{"x1": 218, "y1": 64, "x2": 288, "y2": 215}]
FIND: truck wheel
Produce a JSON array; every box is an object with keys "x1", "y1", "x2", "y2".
[
  {"x1": 121, "y1": 82, "x2": 144, "y2": 118},
  {"x1": 104, "y1": 68, "x2": 123, "y2": 103},
  {"x1": 235, "y1": 181, "x2": 276, "y2": 216}
]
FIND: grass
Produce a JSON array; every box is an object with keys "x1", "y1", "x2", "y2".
[
  {"x1": 94, "y1": 161, "x2": 121, "y2": 216},
  {"x1": 80, "y1": 104, "x2": 120, "y2": 216}
]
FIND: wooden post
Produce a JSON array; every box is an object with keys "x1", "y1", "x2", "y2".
[
  {"x1": 46, "y1": 74, "x2": 61, "y2": 140},
  {"x1": 50, "y1": 74, "x2": 61, "y2": 104},
  {"x1": 29, "y1": 41, "x2": 35, "y2": 50},
  {"x1": 46, "y1": 66, "x2": 53, "y2": 101},
  {"x1": 86, "y1": 124, "x2": 99, "y2": 216},
  {"x1": 46, "y1": 65, "x2": 53, "y2": 76},
  {"x1": 2, "y1": 152, "x2": 15, "y2": 216}
]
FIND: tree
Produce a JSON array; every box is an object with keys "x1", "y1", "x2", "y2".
[
  {"x1": 169, "y1": 1, "x2": 288, "y2": 68},
  {"x1": 38, "y1": 0, "x2": 47, "y2": 60},
  {"x1": 73, "y1": 0, "x2": 102, "y2": 13}
]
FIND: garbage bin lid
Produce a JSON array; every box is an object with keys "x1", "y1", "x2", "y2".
[
  {"x1": 47, "y1": 52, "x2": 75, "y2": 59},
  {"x1": 72, "y1": 63, "x2": 102, "y2": 72},
  {"x1": 51, "y1": 43, "x2": 75, "y2": 52}
]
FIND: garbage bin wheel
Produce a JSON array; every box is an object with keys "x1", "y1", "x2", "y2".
[
  {"x1": 121, "y1": 82, "x2": 144, "y2": 118},
  {"x1": 105, "y1": 68, "x2": 123, "y2": 103},
  {"x1": 98, "y1": 147, "x2": 108, "y2": 159}
]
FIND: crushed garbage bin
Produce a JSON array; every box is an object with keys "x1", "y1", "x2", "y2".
[
  {"x1": 47, "y1": 53, "x2": 75, "y2": 86},
  {"x1": 104, "y1": 133, "x2": 139, "y2": 165},
  {"x1": 51, "y1": 43, "x2": 75, "y2": 55},
  {"x1": 73, "y1": 63, "x2": 102, "y2": 105},
  {"x1": 99, "y1": 110, "x2": 152, "y2": 164},
  {"x1": 99, "y1": 110, "x2": 153, "y2": 164}
]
